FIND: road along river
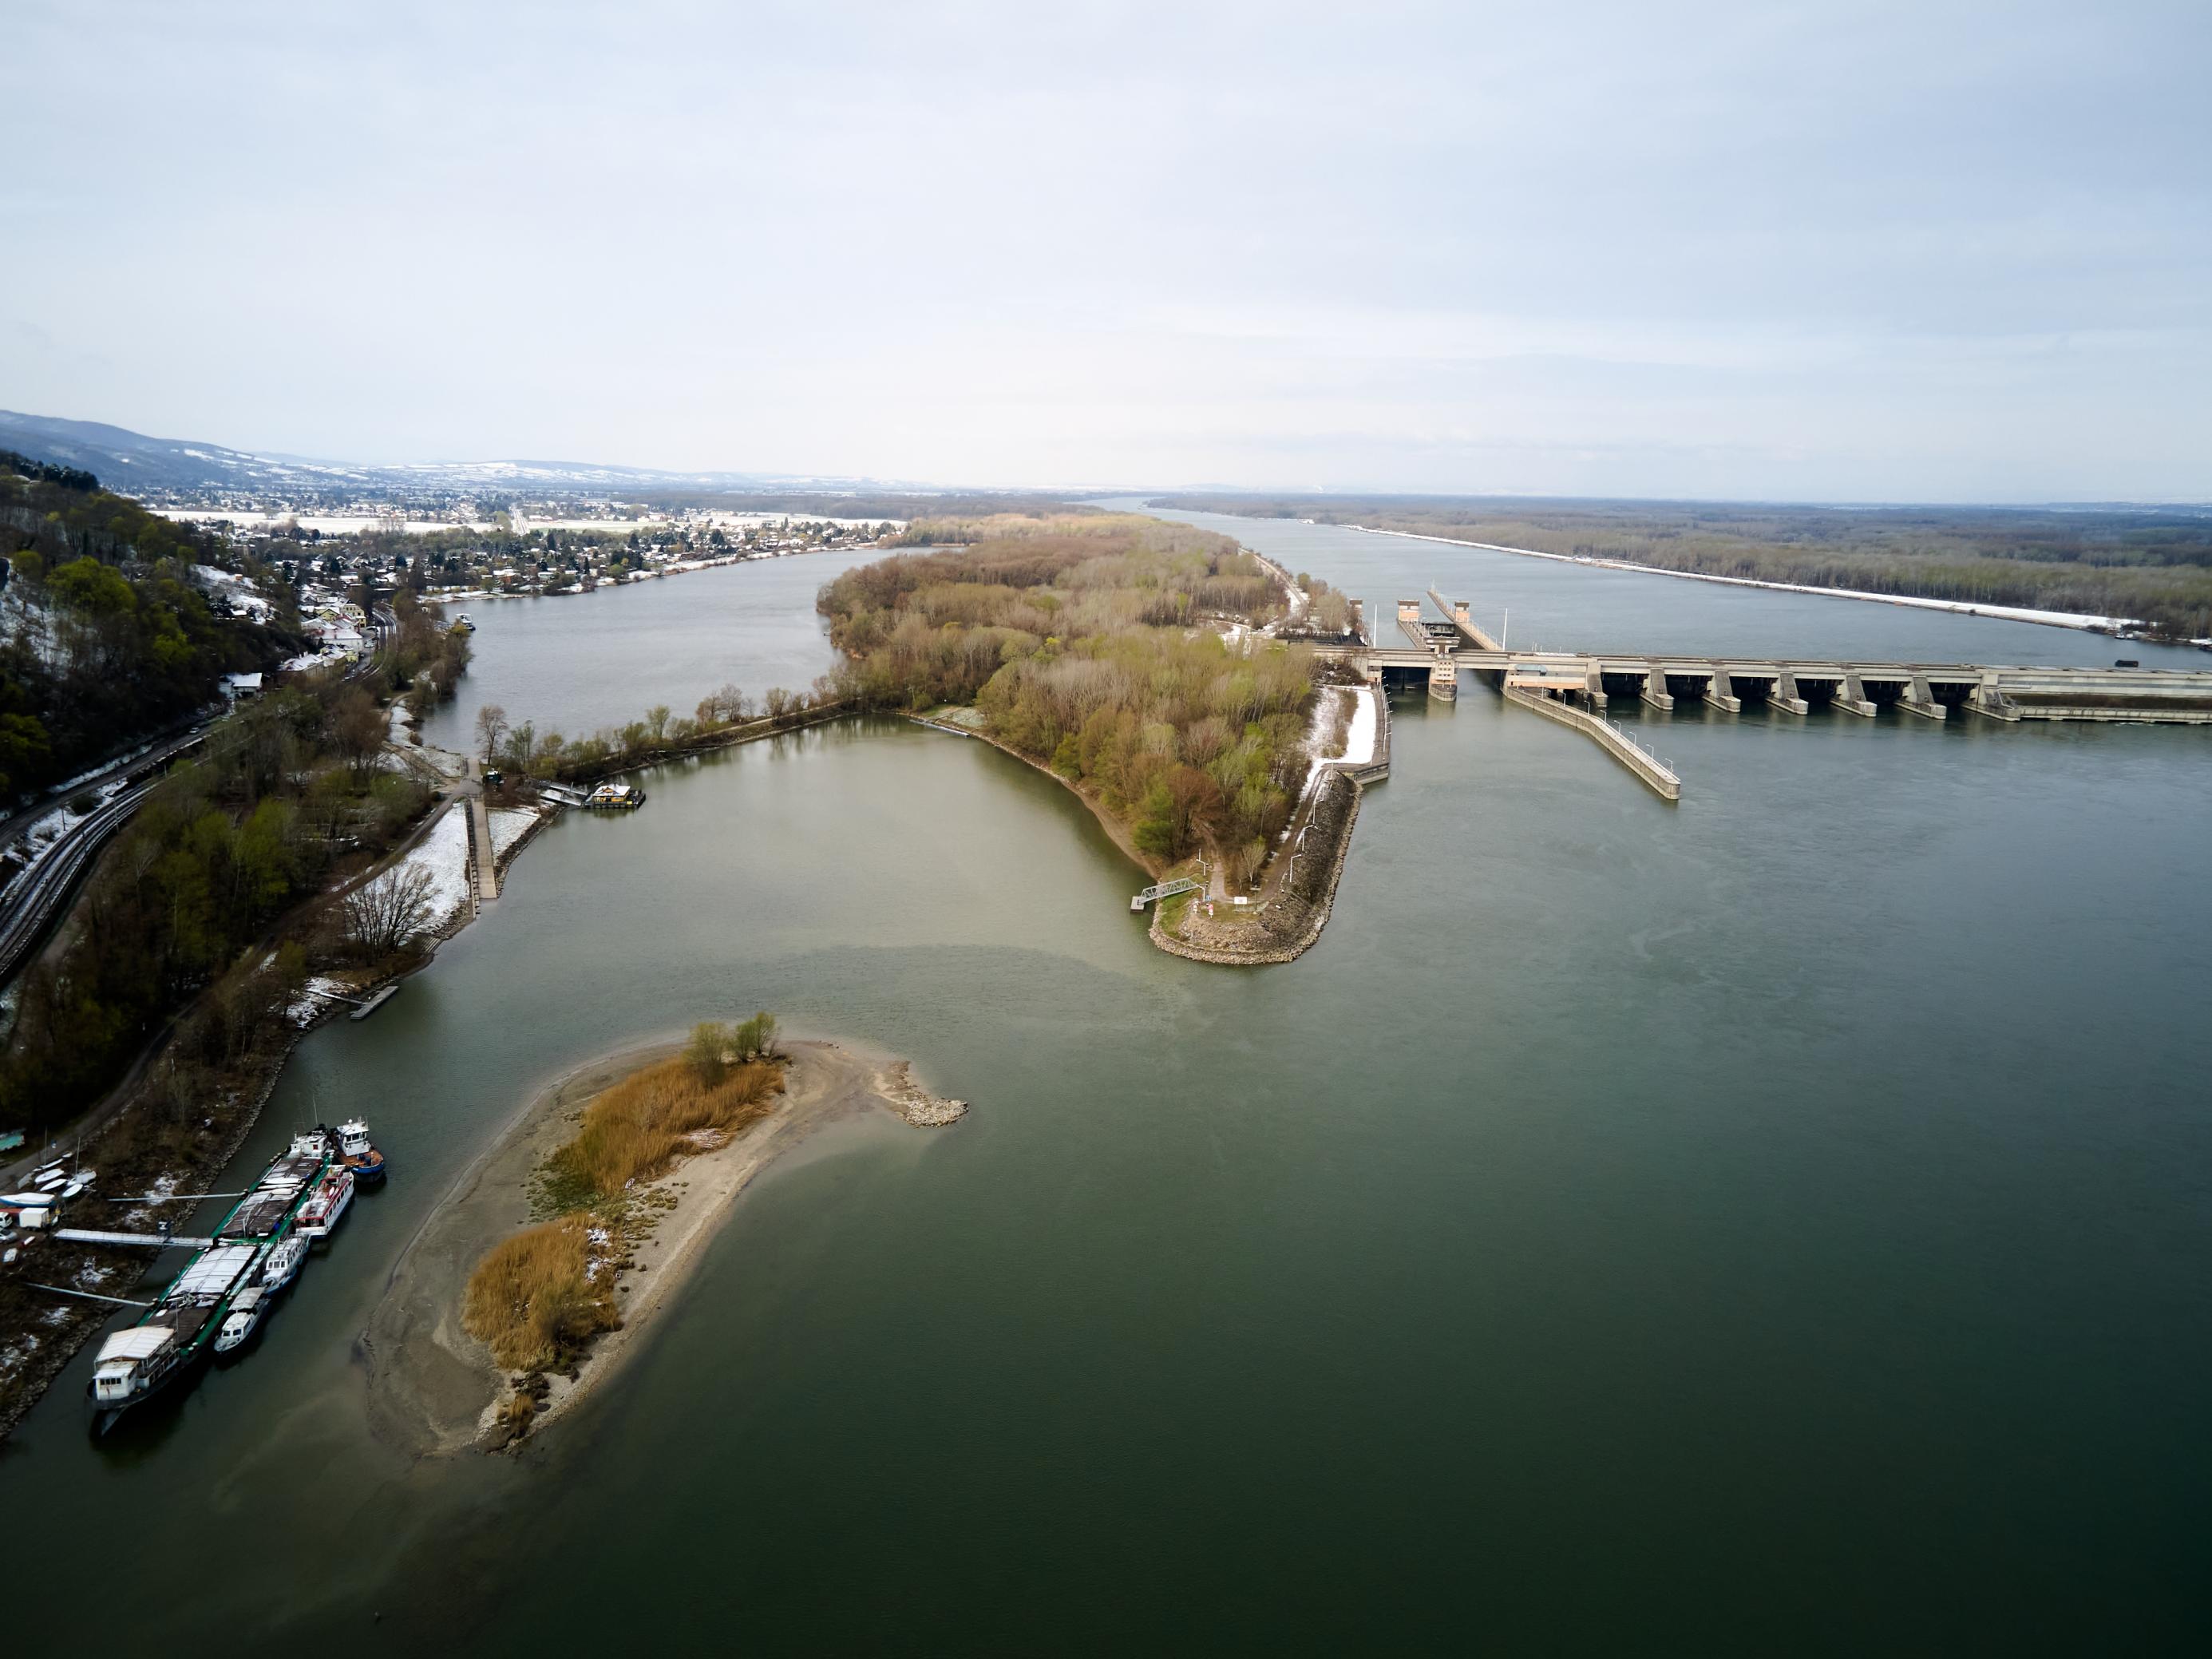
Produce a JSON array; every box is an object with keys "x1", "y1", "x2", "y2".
[{"x1": 6, "y1": 535, "x2": 2209, "y2": 1653}]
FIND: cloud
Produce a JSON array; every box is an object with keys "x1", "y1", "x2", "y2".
[{"x1": 0, "y1": 0, "x2": 2205, "y2": 500}]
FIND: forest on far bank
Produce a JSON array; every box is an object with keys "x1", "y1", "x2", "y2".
[
  {"x1": 1149, "y1": 495, "x2": 2212, "y2": 640},
  {"x1": 819, "y1": 513, "x2": 1322, "y2": 886}
]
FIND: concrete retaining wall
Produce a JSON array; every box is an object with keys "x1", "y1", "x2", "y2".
[{"x1": 1502, "y1": 686, "x2": 1681, "y2": 802}]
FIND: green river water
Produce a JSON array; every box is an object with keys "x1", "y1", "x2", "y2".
[{"x1": 5, "y1": 513, "x2": 2208, "y2": 1653}]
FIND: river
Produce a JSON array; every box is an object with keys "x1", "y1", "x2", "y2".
[
  {"x1": 6, "y1": 525, "x2": 2208, "y2": 1653},
  {"x1": 417, "y1": 548, "x2": 883, "y2": 752}
]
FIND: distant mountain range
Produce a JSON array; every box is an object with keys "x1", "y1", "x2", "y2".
[{"x1": 0, "y1": 410, "x2": 883, "y2": 502}]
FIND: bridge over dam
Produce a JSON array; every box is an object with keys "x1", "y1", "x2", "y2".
[{"x1": 1320, "y1": 590, "x2": 2212, "y2": 802}]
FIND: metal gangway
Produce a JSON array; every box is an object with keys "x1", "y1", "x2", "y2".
[{"x1": 1130, "y1": 877, "x2": 1204, "y2": 913}]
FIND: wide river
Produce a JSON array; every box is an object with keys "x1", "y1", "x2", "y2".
[{"x1": 9, "y1": 517, "x2": 2208, "y2": 1652}]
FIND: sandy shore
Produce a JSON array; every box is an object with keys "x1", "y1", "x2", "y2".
[{"x1": 360, "y1": 1036, "x2": 963, "y2": 1457}]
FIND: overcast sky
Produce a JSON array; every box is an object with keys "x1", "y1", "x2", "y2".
[{"x1": 3, "y1": 1, "x2": 2206, "y2": 501}]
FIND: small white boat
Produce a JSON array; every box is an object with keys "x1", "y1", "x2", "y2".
[
  {"x1": 260, "y1": 1233, "x2": 309, "y2": 1292},
  {"x1": 214, "y1": 1285, "x2": 267, "y2": 1353}
]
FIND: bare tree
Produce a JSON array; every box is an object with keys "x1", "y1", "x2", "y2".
[
  {"x1": 475, "y1": 703, "x2": 509, "y2": 767},
  {"x1": 694, "y1": 683, "x2": 750, "y2": 727},
  {"x1": 342, "y1": 863, "x2": 439, "y2": 959},
  {"x1": 330, "y1": 687, "x2": 387, "y2": 782}
]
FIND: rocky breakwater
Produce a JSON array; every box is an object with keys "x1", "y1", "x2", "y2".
[
  {"x1": 1152, "y1": 765, "x2": 1367, "y2": 966},
  {"x1": 1148, "y1": 681, "x2": 1386, "y2": 967},
  {"x1": 876, "y1": 1060, "x2": 968, "y2": 1126}
]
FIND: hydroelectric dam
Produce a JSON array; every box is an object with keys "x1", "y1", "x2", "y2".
[{"x1": 1324, "y1": 589, "x2": 2212, "y2": 803}]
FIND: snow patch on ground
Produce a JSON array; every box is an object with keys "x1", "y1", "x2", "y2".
[
  {"x1": 190, "y1": 564, "x2": 273, "y2": 619},
  {"x1": 1, "y1": 778, "x2": 129, "y2": 901},
  {"x1": 1339, "y1": 687, "x2": 1377, "y2": 766},
  {"x1": 489, "y1": 807, "x2": 540, "y2": 858},
  {"x1": 1298, "y1": 686, "x2": 1377, "y2": 802},
  {"x1": 288, "y1": 976, "x2": 354, "y2": 1027},
  {"x1": 283, "y1": 646, "x2": 356, "y2": 673},
  {"x1": 392, "y1": 809, "x2": 473, "y2": 930},
  {"x1": 48, "y1": 734, "x2": 169, "y2": 797}
]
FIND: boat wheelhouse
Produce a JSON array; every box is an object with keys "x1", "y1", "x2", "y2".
[
  {"x1": 295, "y1": 1166, "x2": 354, "y2": 1240},
  {"x1": 338, "y1": 1118, "x2": 386, "y2": 1184},
  {"x1": 89, "y1": 1241, "x2": 260, "y2": 1409}
]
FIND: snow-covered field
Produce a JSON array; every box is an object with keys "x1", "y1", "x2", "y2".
[{"x1": 160, "y1": 510, "x2": 502, "y2": 537}]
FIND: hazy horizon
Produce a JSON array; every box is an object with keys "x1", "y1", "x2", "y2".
[{"x1": 5, "y1": 1, "x2": 2207, "y2": 505}]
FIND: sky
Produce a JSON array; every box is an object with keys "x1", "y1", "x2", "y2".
[{"x1": 2, "y1": 0, "x2": 2207, "y2": 501}]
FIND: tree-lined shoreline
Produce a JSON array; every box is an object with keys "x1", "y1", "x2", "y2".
[{"x1": 1150, "y1": 494, "x2": 2212, "y2": 641}]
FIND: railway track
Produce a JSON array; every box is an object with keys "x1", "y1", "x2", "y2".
[
  {"x1": 0, "y1": 777, "x2": 160, "y2": 986},
  {"x1": 0, "y1": 619, "x2": 395, "y2": 991}
]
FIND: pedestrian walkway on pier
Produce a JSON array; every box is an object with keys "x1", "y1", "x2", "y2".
[{"x1": 466, "y1": 774, "x2": 500, "y2": 903}]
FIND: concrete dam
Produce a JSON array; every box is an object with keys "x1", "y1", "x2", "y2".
[{"x1": 1326, "y1": 590, "x2": 2212, "y2": 802}]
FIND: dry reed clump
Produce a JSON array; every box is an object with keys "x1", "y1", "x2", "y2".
[
  {"x1": 461, "y1": 1217, "x2": 617, "y2": 1372},
  {"x1": 545, "y1": 1054, "x2": 782, "y2": 1202}
]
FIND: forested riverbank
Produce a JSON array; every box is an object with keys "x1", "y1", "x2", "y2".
[
  {"x1": 0, "y1": 451, "x2": 300, "y2": 803},
  {"x1": 0, "y1": 591, "x2": 472, "y2": 1436},
  {"x1": 817, "y1": 514, "x2": 1320, "y2": 889},
  {"x1": 1152, "y1": 494, "x2": 2212, "y2": 641}
]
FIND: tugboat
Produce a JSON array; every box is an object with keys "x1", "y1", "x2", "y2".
[{"x1": 338, "y1": 1118, "x2": 386, "y2": 1186}]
